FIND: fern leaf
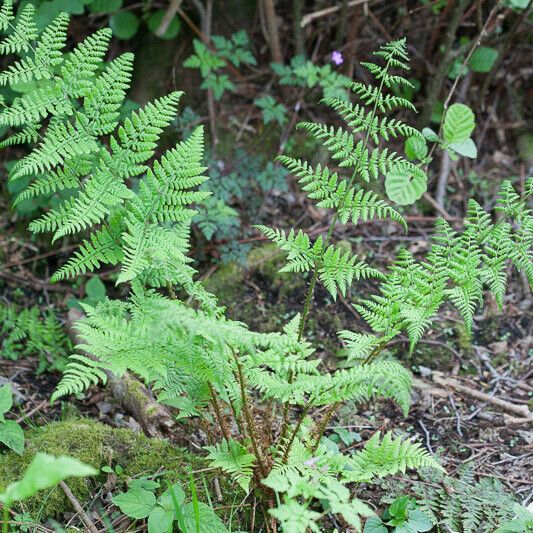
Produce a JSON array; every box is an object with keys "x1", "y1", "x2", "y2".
[{"x1": 205, "y1": 439, "x2": 256, "y2": 493}]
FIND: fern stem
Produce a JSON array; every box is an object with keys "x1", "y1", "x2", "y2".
[
  {"x1": 235, "y1": 356, "x2": 268, "y2": 478},
  {"x1": 311, "y1": 401, "x2": 340, "y2": 453},
  {"x1": 281, "y1": 402, "x2": 312, "y2": 464},
  {"x1": 208, "y1": 383, "x2": 231, "y2": 442},
  {"x1": 281, "y1": 59, "x2": 394, "y2": 456}
]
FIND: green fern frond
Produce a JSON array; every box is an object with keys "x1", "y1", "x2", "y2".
[
  {"x1": 51, "y1": 225, "x2": 123, "y2": 282},
  {"x1": 0, "y1": 0, "x2": 14, "y2": 32},
  {"x1": 205, "y1": 439, "x2": 256, "y2": 493},
  {"x1": 344, "y1": 431, "x2": 444, "y2": 482},
  {"x1": 0, "y1": 3, "x2": 37, "y2": 55}
]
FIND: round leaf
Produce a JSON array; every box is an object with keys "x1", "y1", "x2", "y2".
[
  {"x1": 110, "y1": 11, "x2": 140, "y2": 40},
  {"x1": 385, "y1": 169, "x2": 427, "y2": 206},
  {"x1": 148, "y1": 506, "x2": 174, "y2": 533},
  {"x1": 85, "y1": 277, "x2": 106, "y2": 302},
  {"x1": 407, "y1": 509, "x2": 433, "y2": 531},
  {"x1": 0, "y1": 384, "x2": 13, "y2": 417},
  {"x1": 449, "y1": 138, "x2": 477, "y2": 159},
  {"x1": 363, "y1": 516, "x2": 388, "y2": 533},
  {"x1": 147, "y1": 10, "x2": 181, "y2": 40},
  {"x1": 468, "y1": 47, "x2": 498, "y2": 73},
  {"x1": 443, "y1": 103, "x2": 475, "y2": 143}
]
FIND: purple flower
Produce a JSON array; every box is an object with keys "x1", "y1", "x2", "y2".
[{"x1": 331, "y1": 51, "x2": 344, "y2": 66}]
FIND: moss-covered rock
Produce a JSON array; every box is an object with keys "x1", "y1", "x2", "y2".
[{"x1": 0, "y1": 418, "x2": 200, "y2": 519}]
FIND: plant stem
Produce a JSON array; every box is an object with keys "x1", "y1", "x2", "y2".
[
  {"x1": 311, "y1": 401, "x2": 340, "y2": 453},
  {"x1": 208, "y1": 383, "x2": 231, "y2": 442},
  {"x1": 235, "y1": 356, "x2": 268, "y2": 477},
  {"x1": 2, "y1": 505, "x2": 9, "y2": 533},
  {"x1": 280, "y1": 58, "x2": 393, "y2": 458}
]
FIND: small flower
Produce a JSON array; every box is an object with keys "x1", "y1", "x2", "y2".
[{"x1": 331, "y1": 50, "x2": 344, "y2": 66}]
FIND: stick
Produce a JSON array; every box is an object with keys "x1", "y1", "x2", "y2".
[
  {"x1": 432, "y1": 372, "x2": 533, "y2": 420},
  {"x1": 154, "y1": 0, "x2": 183, "y2": 37},
  {"x1": 59, "y1": 481, "x2": 99, "y2": 533},
  {"x1": 301, "y1": 0, "x2": 370, "y2": 28}
]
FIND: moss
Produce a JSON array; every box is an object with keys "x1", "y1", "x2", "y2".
[
  {"x1": 0, "y1": 418, "x2": 200, "y2": 519},
  {"x1": 204, "y1": 262, "x2": 245, "y2": 304}
]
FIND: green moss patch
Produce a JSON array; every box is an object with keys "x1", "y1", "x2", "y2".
[{"x1": 0, "y1": 418, "x2": 199, "y2": 519}]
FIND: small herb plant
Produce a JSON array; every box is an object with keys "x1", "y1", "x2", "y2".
[
  {"x1": 0, "y1": 384, "x2": 24, "y2": 455},
  {"x1": 112, "y1": 476, "x2": 228, "y2": 533},
  {"x1": 363, "y1": 495, "x2": 432, "y2": 533}
]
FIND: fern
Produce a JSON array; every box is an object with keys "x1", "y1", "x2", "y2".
[
  {"x1": 0, "y1": 11, "x2": 207, "y2": 293},
  {"x1": 205, "y1": 439, "x2": 256, "y2": 493},
  {"x1": 0, "y1": 302, "x2": 71, "y2": 373}
]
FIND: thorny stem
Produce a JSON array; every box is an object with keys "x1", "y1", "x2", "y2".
[
  {"x1": 235, "y1": 355, "x2": 268, "y2": 477},
  {"x1": 281, "y1": 58, "x2": 393, "y2": 458}
]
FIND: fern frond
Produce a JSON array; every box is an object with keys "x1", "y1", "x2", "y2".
[
  {"x1": 205, "y1": 439, "x2": 256, "y2": 493},
  {"x1": 51, "y1": 225, "x2": 123, "y2": 282},
  {"x1": 344, "y1": 431, "x2": 444, "y2": 482},
  {"x1": 0, "y1": 3, "x2": 37, "y2": 55}
]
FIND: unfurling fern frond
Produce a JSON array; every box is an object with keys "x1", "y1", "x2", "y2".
[{"x1": 205, "y1": 439, "x2": 256, "y2": 492}]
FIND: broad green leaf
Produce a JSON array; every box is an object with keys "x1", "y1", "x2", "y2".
[
  {"x1": 385, "y1": 170, "x2": 427, "y2": 206},
  {"x1": 443, "y1": 103, "x2": 475, "y2": 143},
  {"x1": 147, "y1": 10, "x2": 181, "y2": 40},
  {"x1": 112, "y1": 488, "x2": 157, "y2": 519},
  {"x1": 0, "y1": 420, "x2": 24, "y2": 454},
  {"x1": 469, "y1": 47, "x2": 498, "y2": 73},
  {"x1": 363, "y1": 516, "x2": 388, "y2": 533},
  {"x1": 449, "y1": 138, "x2": 477, "y2": 159},
  {"x1": 148, "y1": 506, "x2": 174, "y2": 533},
  {"x1": 422, "y1": 127, "x2": 439, "y2": 142},
  {"x1": 159, "y1": 483, "x2": 186, "y2": 511},
  {"x1": 182, "y1": 502, "x2": 228, "y2": 533},
  {"x1": 407, "y1": 509, "x2": 433, "y2": 531},
  {"x1": 89, "y1": 0, "x2": 122, "y2": 13},
  {"x1": 0, "y1": 384, "x2": 13, "y2": 418},
  {"x1": 404, "y1": 136, "x2": 428, "y2": 161},
  {"x1": 85, "y1": 276, "x2": 106, "y2": 302},
  {"x1": 110, "y1": 11, "x2": 140, "y2": 40},
  {"x1": 0, "y1": 453, "x2": 97, "y2": 505}
]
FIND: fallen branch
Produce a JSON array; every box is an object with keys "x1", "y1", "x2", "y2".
[{"x1": 431, "y1": 371, "x2": 533, "y2": 420}]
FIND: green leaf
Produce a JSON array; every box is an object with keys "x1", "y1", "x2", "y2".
[
  {"x1": 468, "y1": 47, "x2": 498, "y2": 73},
  {"x1": 159, "y1": 483, "x2": 186, "y2": 511},
  {"x1": 385, "y1": 169, "x2": 427, "y2": 206},
  {"x1": 404, "y1": 136, "x2": 428, "y2": 161},
  {"x1": 89, "y1": 0, "x2": 122, "y2": 13},
  {"x1": 110, "y1": 11, "x2": 140, "y2": 40},
  {"x1": 182, "y1": 502, "x2": 228, "y2": 533},
  {"x1": 389, "y1": 496, "x2": 410, "y2": 520},
  {"x1": 148, "y1": 506, "x2": 174, "y2": 533},
  {"x1": 443, "y1": 103, "x2": 475, "y2": 143},
  {"x1": 147, "y1": 10, "x2": 181, "y2": 40},
  {"x1": 449, "y1": 138, "x2": 477, "y2": 159},
  {"x1": 85, "y1": 276, "x2": 106, "y2": 302},
  {"x1": 112, "y1": 488, "x2": 157, "y2": 519},
  {"x1": 0, "y1": 384, "x2": 13, "y2": 417},
  {"x1": 363, "y1": 516, "x2": 388, "y2": 533},
  {"x1": 406, "y1": 509, "x2": 433, "y2": 532},
  {"x1": 422, "y1": 127, "x2": 439, "y2": 142},
  {"x1": 0, "y1": 420, "x2": 24, "y2": 454},
  {"x1": 0, "y1": 454, "x2": 97, "y2": 506}
]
